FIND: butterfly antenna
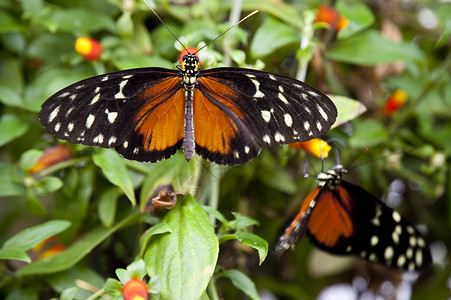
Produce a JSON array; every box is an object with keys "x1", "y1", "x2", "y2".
[
  {"x1": 195, "y1": 10, "x2": 258, "y2": 54},
  {"x1": 143, "y1": 0, "x2": 188, "y2": 52}
]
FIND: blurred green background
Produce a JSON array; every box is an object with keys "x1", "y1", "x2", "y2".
[{"x1": 0, "y1": 0, "x2": 450, "y2": 299}]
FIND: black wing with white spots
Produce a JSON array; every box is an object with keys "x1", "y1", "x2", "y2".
[
  {"x1": 311, "y1": 180, "x2": 433, "y2": 271},
  {"x1": 198, "y1": 68, "x2": 337, "y2": 148}
]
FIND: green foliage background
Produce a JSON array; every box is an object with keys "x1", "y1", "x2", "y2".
[{"x1": 1, "y1": 0, "x2": 450, "y2": 299}]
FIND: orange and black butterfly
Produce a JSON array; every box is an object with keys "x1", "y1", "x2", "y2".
[
  {"x1": 276, "y1": 165, "x2": 432, "y2": 271},
  {"x1": 39, "y1": 11, "x2": 337, "y2": 166}
]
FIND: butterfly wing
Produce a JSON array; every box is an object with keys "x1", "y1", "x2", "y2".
[
  {"x1": 195, "y1": 68, "x2": 337, "y2": 165},
  {"x1": 307, "y1": 181, "x2": 432, "y2": 271},
  {"x1": 39, "y1": 68, "x2": 185, "y2": 162}
]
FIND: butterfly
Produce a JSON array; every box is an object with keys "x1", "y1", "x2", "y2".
[
  {"x1": 276, "y1": 164, "x2": 432, "y2": 271},
  {"x1": 39, "y1": 8, "x2": 337, "y2": 166}
]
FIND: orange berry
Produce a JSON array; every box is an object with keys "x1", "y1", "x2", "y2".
[
  {"x1": 316, "y1": 5, "x2": 348, "y2": 32},
  {"x1": 290, "y1": 138, "x2": 332, "y2": 158},
  {"x1": 75, "y1": 38, "x2": 102, "y2": 61},
  {"x1": 383, "y1": 90, "x2": 408, "y2": 115},
  {"x1": 122, "y1": 278, "x2": 148, "y2": 300}
]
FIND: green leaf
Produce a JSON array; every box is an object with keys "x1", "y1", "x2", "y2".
[
  {"x1": 202, "y1": 205, "x2": 228, "y2": 225},
  {"x1": 26, "y1": 190, "x2": 47, "y2": 216},
  {"x1": 235, "y1": 232, "x2": 268, "y2": 265},
  {"x1": 17, "y1": 212, "x2": 142, "y2": 275},
  {"x1": 104, "y1": 278, "x2": 123, "y2": 299},
  {"x1": 93, "y1": 149, "x2": 136, "y2": 206},
  {"x1": 222, "y1": 269, "x2": 259, "y2": 300},
  {"x1": 337, "y1": 2, "x2": 375, "y2": 39},
  {"x1": 436, "y1": 4, "x2": 451, "y2": 47},
  {"x1": 144, "y1": 195, "x2": 218, "y2": 300},
  {"x1": 113, "y1": 55, "x2": 174, "y2": 70},
  {"x1": 250, "y1": 17, "x2": 298, "y2": 58},
  {"x1": 330, "y1": 95, "x2": 367, "y2": 128},
  {"x1": 48, "y1": 8, "x2": 116, "y2": 33},
  {"x1": 60, "y1": 287, "x2": 79, "y2": 300},
  {"x1": 349, "y1": 119, "x2": 388, "y2": 148},
  {"x1": 98, "y1": 187, "x2": 119, "y2": 227},
  {"x1": 0, "y1": 85, "x2": 22, "y2": 108},
  {"x1": 115, "y1": 268, "x2": 130, "y2": 285},
  {"x1": 0, "y1": 247, "x2": 30, "y2": 263},
  {"x1": 19, "y1": 149, "x2": 43, "y2": 172},
  {"x1": 0, "y1": 114, "x2": 29, "y2": 147},
  {"x1": 0, "y1": 10, "x2": 23, "y2": 33},
  {"x1": 33, "y1": 176, "x2": 63, "y2": 195},
  {"x1": 257, "y1": 167, "x2": 296, "y2": 193},
  {"x1": 327, "y1": 30, "x2": 425, "y2": 66},
  {"x1": 3, "y1": 220, "x2": 71, "y2": 250}
]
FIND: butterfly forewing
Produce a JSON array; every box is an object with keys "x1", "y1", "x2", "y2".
[
  {"x1": 39, "y1": 68, "x2": 184, "y2": 162},
  {"x1": 198, "y1": 68, "x2": 337, "y2": 146},
  {"x1": 311, "y1": 181, "x2": 432, "y2": 271}
]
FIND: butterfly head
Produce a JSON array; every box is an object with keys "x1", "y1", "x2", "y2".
[
  {"x1": 179, "y1": 53, "x2": 200, "y2": 86},
  {"x1": 317, "y1": 164, "x2": 347, "y2": 190}
]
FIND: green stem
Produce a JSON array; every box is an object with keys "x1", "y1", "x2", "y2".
[
  {"x1": 37, "y1": 156, "x2": 89, "y2": 177},
  {"x1": 223, "y1": 0, "x2": 243, "y2": 66},
  {"x1": 207, "y1": 276, "x2": 220, "y2": 300},
  {"x1": 296, "y1": 10, "x2": 316, "y2": 81}
]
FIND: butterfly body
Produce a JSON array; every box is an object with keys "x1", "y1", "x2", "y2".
[
  {"x1": 277, "y1": 165, "x2": 432, "y2": 271},
  {"x1": 40, "y1": 54, "x2": 337, "y2": 165}
]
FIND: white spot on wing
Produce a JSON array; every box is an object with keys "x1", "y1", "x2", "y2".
[
  {"x1": 284, "y1": 113, "x2": 293, "y2": 127},
  {"x1": 269, "y1": 74, "x2": 277, "y2": 81},
  {"x1": 108, "y1": 136, "x2": 117, "y2": 146},
  {"x1": 251, "y1": 79, "x2": 265, "y2": 98},
  {"x1": 101, "y1": 75, "x2": 109, "y2": 81},
  {"x1": 274, "y1": 132, "x2": 285, "y2": 142},
  {"x1": 93, "y1": 134, "x2": 104, "y2": 144},
  {"x1": 123, "y1": 75, "x2": 133, "y2": 79},
  {"x1": 261, "y1": 110, "x2": 271, "y2": 122},
  {"x1": 308, "y1": 90, "x2": 319, "y2": 97},
  {"x1": 65, "y1": 107, "x2": 74, "y2": 117},
  {"x1": 49, "y1": 106, "x2": 61, "y2": 122},
  {"x1": 133, "y1": 147, "x2": 139, "y2": 154},
  {"x1": 123, "y1": 141, "x2": 129, "y2": 148},
  {"x1": 115, "y1": 80, "x2": 129, "y2": 99},
  {"x1": 90, "y1": 93, "x2": 101, "y2": 105},
  {"x1": 244, "y1": 146, "x2": 250, "y2": 154},
  {"x1": 58, "y1": 91, "x2": 70, "y2": 98},
  {"x1": 370, "y1": 235, "x2": 378, "y2": 246},
  {"x1": 69, "y1": 94, "x2": 77, "y2": 101},
  {"x1": 393, "y1": 211, "x2": 401, "y2": 223},
  {"x1": 86, "y1": 114, "x2": 95, "y2": 129},
  {"x1": 316, "y1": 121, "x2": 323, "y2": 131},
  {"x1": 105, "y1": 109, "x2": 118, "y2": 124},
  {"x1": 317, "y1": 104, "x2": 328, "y2": 121},
  {"x1": 278, "y1": 92, "x2": 289, "y2": 104},
  {"x1": 68, "y1": 123, "x2": 74, "y2": 132},
  {"x1": 263, "y1": 135, "x2": 271, "y2": 144},
  {"x1": 384, "y1": 246, "x2": 394, "y2": 261},
  {"x1": 94, "y1": 87, "x2": 100, "y2": 93},
  {"x1": 54, "y1": 122, "x2": 61, "y2": 132}
]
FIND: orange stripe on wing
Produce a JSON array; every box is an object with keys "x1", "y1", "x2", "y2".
[
  {"x1": 308, "y1": 185, "x2": 354, "y2": 247},
  {"x1": 135, "y1": 77, "x2": 184, "y2": 151},
  {"x1": 193, "y1": 88, "x2": 240, "y2": 155},
  {"x1": 197, "y1": 77, "x2": 245, "y2": 119},
  {"x1": 282, "y1": 187, "x2": 320, "y2": 239}
]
